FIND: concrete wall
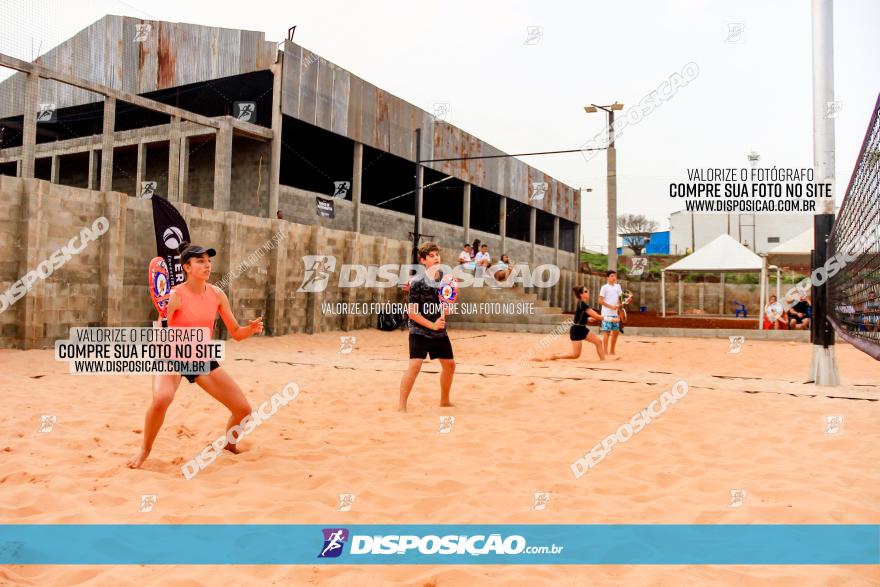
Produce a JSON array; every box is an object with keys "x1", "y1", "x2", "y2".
[
  {"x1": 279, "y1": 184, "x2": 575, "y2": 269},
  {"x1": 0, "y1": 177, "x2": 579, "y2": 349},
  {"x1": 580, "y1": 274, "x2": 764, "y2": 316},
  {"x1": 228, "y1": 136, "x2": 271, "y2": 217}
]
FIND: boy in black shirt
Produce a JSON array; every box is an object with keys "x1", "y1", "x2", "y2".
[
  {"x1": 533, "y1": 286, "x2": 616, "y2": 362},
  {"x1": 399, "y1": 242, "x2": 455, "y2": 412}
]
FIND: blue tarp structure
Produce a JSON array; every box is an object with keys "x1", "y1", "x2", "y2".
[
  {"x1": 646, "y1": 231, "x2": 669, "y2": 255},
  {"x1": 618, "y1": 231, "x2": 670, "y2": 256}
]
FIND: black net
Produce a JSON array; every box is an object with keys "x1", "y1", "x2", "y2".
[{"x1": 827, "y1": 93, "x2": 880, "y2": 360}]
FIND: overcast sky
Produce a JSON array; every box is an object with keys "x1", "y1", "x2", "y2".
[{"x1": 2, "y1": 0, "x2": 877, "y2": 252}]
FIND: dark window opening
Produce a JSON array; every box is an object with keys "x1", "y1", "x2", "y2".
[
  {"x1": 536, "y1": 209, "x2": 555, "y2": 247},
  {"x1": 767, "y1": 236, "x2": 780, "y2": 243},
  {"x1": 58, "y1": 151, "x2": 91, "y2": 188},
  {"x1": 143, "y1": 141, "x2": 171, "y2": 198},
  {"x1": 505, "y1": 201, "x2": 531, "y2": 242},
  {"x1": 114, "y1": 100, "x2": 170, "y2": 133},
  {"x1": 0, "y1": 99, "x2": 107, "y2": 146},
  {"x1": 110, "y1": 145, "x2": 138, "y2": 197},
  {"x1": 361, "y1": 143, "x2": 415, "y2": 215},
  {"x1": 0, "y1": 70, "x2": 273, "y2": 150},
  {"x1": 0, "y1": 161, "x2": 16, "y2": 176},
  {"x1": 470, "y1": 185, "x2": 501, "y2": 234},
  {"x1": 560, "y1": 219, "x2": 577, "y2": 252},
  {"x1": 138, "y1": 70, "x2": 274, "y2": 128},
  {"x1": 422, "y1": 166, "x2": 464, "y2": 226},
  {"x1": 34, "y1": 157, "x2": 51, "y2": 181},
  {"x1": 279, "y1": 116, "x2": 354, "y2": 198}
]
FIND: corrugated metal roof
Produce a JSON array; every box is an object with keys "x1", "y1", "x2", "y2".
[
  {"x1": 0, "y1": 15, "x2": 277, "y2": 118},
  {"x1": 0, "y1": 15, "x2": 580, "y2": 222},
  {"x1": 279, "y1": 42, "x2": 579, "y2": 221}
]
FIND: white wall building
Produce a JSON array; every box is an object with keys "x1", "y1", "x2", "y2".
[{"x1": 668, "y1": 211, "x2": 814, "y2": 255}]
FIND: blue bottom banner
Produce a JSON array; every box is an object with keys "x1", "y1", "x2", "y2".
[{"x1": 1, "y1": 525, "x2": 877, "y2": 565}]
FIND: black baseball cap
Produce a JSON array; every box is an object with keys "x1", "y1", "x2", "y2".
[{"x1": 180, "y1": 244, "x2": 216, "y2": 264}]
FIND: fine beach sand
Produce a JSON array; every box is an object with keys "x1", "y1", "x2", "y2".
[{"x1": 1, "y1": 329, "x2": 878, "y2": 586}]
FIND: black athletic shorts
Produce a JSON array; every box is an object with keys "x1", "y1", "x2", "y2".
[
  {"x1": 182, "y1": 360, "x2": 220, "y2": 383},
  {"x1": 569, "y1": 324, "x2": 589, "y2": 341},
  {"x1": 409, "y1": 333, "x2": 454, "y2": 360}
]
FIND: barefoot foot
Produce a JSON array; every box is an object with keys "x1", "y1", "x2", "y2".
[{"x1": 127, "y1": 448, "x2": 149, "y2": 469}]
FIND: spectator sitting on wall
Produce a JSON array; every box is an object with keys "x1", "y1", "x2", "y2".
[
  {"x1": 763, "y1": 295, "x2": 787, "y2": 330},
  {"x1": 474, "y1": 244, "x2": 491, "y2": 269},
  {"x1": 276, "y1": 209, "x2": 284, "y2": 220},
  {"x1": 788, "y1": 295, "x2": 811, "y2": 330},
  {"x1": 492, "y1": 254, "x2": 512, "y2": 283},
  {"x1": 471, "y1": 239, "x2": 482, "y2": 258},
  {"x1": 458, "y1": 244, "x2": 474, "y2": 268}
]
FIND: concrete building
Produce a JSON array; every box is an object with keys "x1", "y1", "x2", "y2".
[
  {"x1": 668, "y1": 211, "x2": 813, "y2": 255},
  {"x1": 0, "y1": 14, "x2": 580, "y2": 270}
]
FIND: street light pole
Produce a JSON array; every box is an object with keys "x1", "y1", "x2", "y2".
[
  {"x1": 412, "y1": 127, "x2": 422, "y2": 264},
  {"x1": 585, "y1": 102, "x2": 624, "y2": 271}
]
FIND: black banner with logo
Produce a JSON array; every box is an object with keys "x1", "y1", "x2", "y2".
[
  {"x1": 150, "y1": 195, "x2": 191, "y2": 287},
  {"x1": 316, "y1": 197, "x2": 335, "y2": 219}
]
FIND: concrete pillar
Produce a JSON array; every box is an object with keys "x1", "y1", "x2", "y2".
[
  {"x1": 87, "y1": 150, "x2": 97, "y2": 190},
  {"x1": 15, "y1": 159, "x2": 21, "y2": 177},
  {"x1": 352, "y1": 142, "x2": 363, "y2": 233},
  {"x1": 607, "y1": 145, "x2": 618, "y2": 271},
  {"x1": 575, "y1": 222, "x2": 582, "y2": 273},
  {"x1": 268, "y1": 61, "x2": 283, "y2": 219},
  {"x1": 135, "y1": 142, "x2": 146, "y2": 196},
  {"x1": 100, "y1": 191, "x2": 127, "y2": 326},
  {"x1": 462, "y1": 183, "x2": 471, "y2": 245},
  {"x1": 553, "y1": 216, "x2": 560, "y2": 268},
  {"x1": 499, "y1": 197, "x2": 507, "y2": 254},
  {"x1": 213, "y1": 120, "x2": 233, "y2": 210},
  {"x1": 677, "y1": 275, "x2": 684, "y2": 316},
  {"x1": 661, "y1": 272, "x2": 666, "y2": 317},
  {"x1": 49, "y1": 154, "x2": 59, "y2": 184},
  {"x1": 266, "y1": 218, "x2": 289, "y2": 335},
  {"x1": 100, "y1": 97, "x2": 115, "y2": 191},
  {"x1": 167, "y1": 116, "x2": 181, "y2": 202},
  {"x1": 415, "y1": 165, "x2": 424, "y2": 222},
  {"x1": 18, "y1": 184, "x2": 48, "y2": 348},
  {"x1": 342, "y1": 232, "x2": 361, "y2": 332},
  {"x1": 529, "y1": 206, "x2": 537, "y2": 267},
  {"x1": 178, "y1": 136, "x2": 190, "y2": 203},
  {"x1": 220, "y1": 211, "x2": 243, "y2": 338},
  {"x1": 304, "y1": 225, "x2": 324, "y2": 335},
  {"x1": 639, "y1": 282, "x2": 646, "y2": 311},
  {"x1": 719, "y1": 274, "x2": 726, "y2": 314},
  {"x1": 698, "y1": 282, "x2": 705, "y2": 311},
  {"x1": 20, "y1": 73, "x2": 38, "y2": 179}
]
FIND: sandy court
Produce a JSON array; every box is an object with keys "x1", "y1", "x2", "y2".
[{"x1": 1, "y1": 329, "x2": 878, "y2": 585}]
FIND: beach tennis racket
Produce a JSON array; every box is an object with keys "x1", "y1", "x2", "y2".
[
  {"x1": 148, "y1": 256, "x2": 172, "y2": 323},
  {"x1": 620, "y1": 290, "x2": 633, "y2": 323},
  {"x1": 438, "y1": 273, "x2": 459, "y2": 307}
]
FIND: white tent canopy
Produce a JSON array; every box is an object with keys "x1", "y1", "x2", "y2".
[
  {"x1": 664, "y1": 234, "x2": 762, "y2": 272},
  {"x1": 661, "y1": 234, "x2": 766, "y2": 326},
  {"x1": 767, "y1": 228, "x2": 813, "y2": 266},
  {"x1": 769, "y1": 228, "x2": 813, "y2": 255}
]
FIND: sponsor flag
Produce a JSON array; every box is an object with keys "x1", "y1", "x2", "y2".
[
  {"x1": 150, "y1": 195, "x2": 191, "y2": 288},
  {"x1": 316, "y1": 197, "x2": 335, "y2": 218}
]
